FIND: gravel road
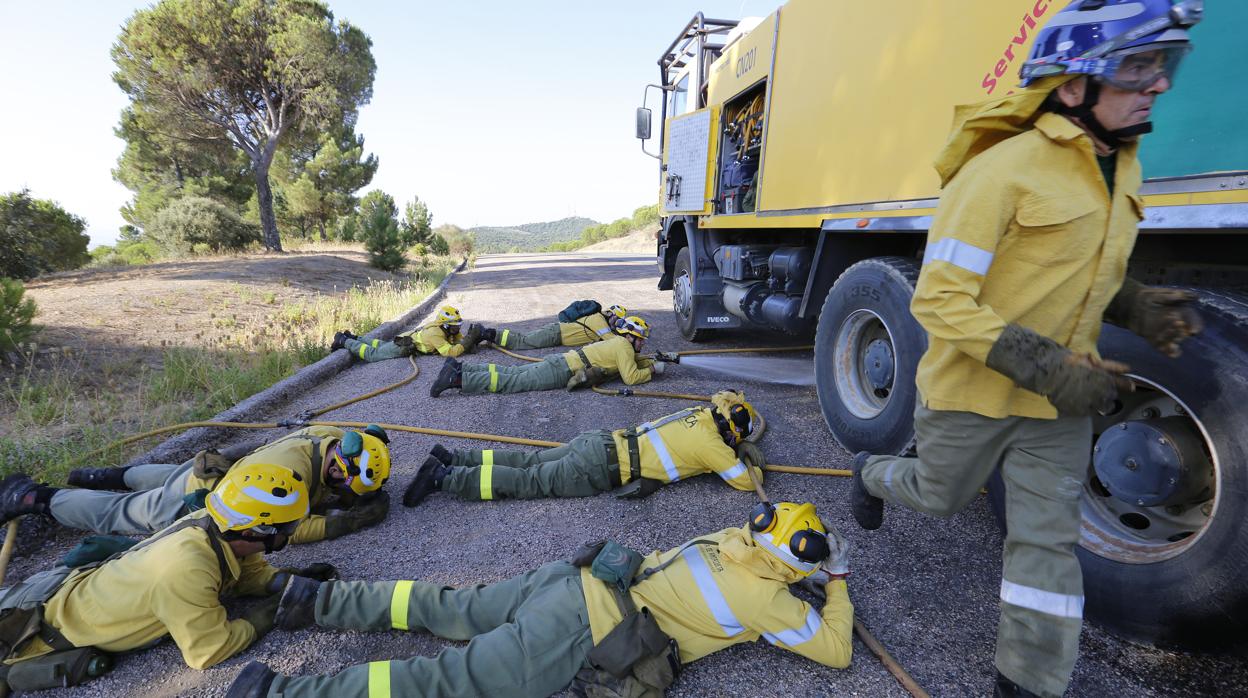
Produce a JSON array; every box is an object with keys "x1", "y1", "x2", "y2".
[{"x1": 22, "y1": 253, "x2": 1248, "y2": 697}]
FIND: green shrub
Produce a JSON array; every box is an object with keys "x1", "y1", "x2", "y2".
[
  {"x1": 146, "y1": 196, "x2": 260, "y2": 256},
  {"x1": 0, "y1": 278, "x2": 38, "y2": 351},
  {"x1": 0, "y1": 190, "x2": 91, "y2": 280},
  {"x1": 359, "y1": 190, "x2": 405, "y2": 272},
  {"x1": 428, "y1": 233, "x2": 449, "y2": 255}
]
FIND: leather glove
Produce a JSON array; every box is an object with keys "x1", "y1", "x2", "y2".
[
  {"x1": 1104, "y1": 278, "x2": 1202, "y2": 358},
  {"x1": 986, "y1": 324, "x2": 1134, "y2": 416},
  {"x1": 566, "y1": 366, "x2": 608, "y2": 390},
  {"x1": 651, "y1": 361, "x2": 666, "y2": 375},
  {"x1": 459, "y1": 323, "x2": 483, "y2": 351},
  {"x1": 735, "y1": 442, "x2": 765, "y2": 478},
  {"x1": 323, "y1": 491, "x2": 390, "y2": 540},
  {"x1": 820, "y1": 526, "x2": 850, "y2": 578},
  {"x1": 393, "y1": 334, "x2": 414, "y2": 348},
  {"x1": 287, "y1": 563, "x2": 340, "y2": 582},
  {"x1": 655, "y1": 351, "x2": 681, "y2": 364},
  {"x1": 242, "y1": 593, "x2": 282, "y2": 639}
]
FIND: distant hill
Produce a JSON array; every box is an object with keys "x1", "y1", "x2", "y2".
[{"x1": 469, "y1": 216, "x2": 599, "y2": 253}]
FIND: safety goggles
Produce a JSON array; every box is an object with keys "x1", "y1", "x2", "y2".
[
  {"x1": 332, "y1": 433, "x2": 365, "y2": 478},
  {"x1": 1097, "y1": 45, "x2": 1190, "y2": 92},
  {"x1": 251, "y1": 519, "x2": 300, "y2": 538}
]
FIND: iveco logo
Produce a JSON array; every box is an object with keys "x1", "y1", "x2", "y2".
[{"x1": 706, "y1": 316, "x2": 731, "y2": 323}]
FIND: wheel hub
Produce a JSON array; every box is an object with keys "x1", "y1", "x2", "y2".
[
  {"x1": 1093, "y1": 417, "x2": 1211, "y2": 508},
  {"x1": 863, "y1": 339, "x2": 894, "y2": 390},
  {"x1": 673, "y1": 272, "x2": 693, "y2": 317}
]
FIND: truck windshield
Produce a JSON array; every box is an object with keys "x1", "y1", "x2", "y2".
[{"x1": 671, "y1": 74, "x2": 689, "y2": 116}]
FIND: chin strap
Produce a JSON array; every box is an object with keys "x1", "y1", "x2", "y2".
[{"x1": 1057, "y1": 79, "x2": 1153, "y2": 150}]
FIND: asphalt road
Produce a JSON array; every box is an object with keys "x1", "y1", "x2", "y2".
[{"x1": 24, "y1": 253, "x2": 1248, "y2": 697}]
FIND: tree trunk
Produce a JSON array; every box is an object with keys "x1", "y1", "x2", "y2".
[
  {"x1": 253, "y1": 158, "x2": 282, "y2": 252},
  {"x1": 318, "y1": 218, "x2": 327, "y2": 241}
]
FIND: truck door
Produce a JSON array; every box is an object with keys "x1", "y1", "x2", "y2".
[{"x1": 662, "y1": 106, "x2": 720, "y2": 216}]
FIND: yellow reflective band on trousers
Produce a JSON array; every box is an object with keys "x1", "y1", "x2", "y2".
[
  {"x1": 488, "y1": 364, "x2": 499, "y2": 392},
  {"x1": 368, "y1": 660, "x2": 391, "y2": 698},
  {"x1": 390, "y1": 580, "x2": 414, "y2": 630},
  {"x1": 372, "y1": 339, "x2": 380, "y2": 347},
  {"x1": 358, "y1": 343, "x2": 368, "y2": 359},
  {"x1": 480, "y1": 450, "x2": 494, "y2": 500},
  {"x1": 501, "y1": 329, "x2": 510, "y2": 346}
]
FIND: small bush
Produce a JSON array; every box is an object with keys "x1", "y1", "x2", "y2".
[
  {"x1": 147, "y1": 196, "x2": 260, "y2": 256},
  {"x1": 0, "y1": 277, "x2": 38, "y2": 352},
  {"x1": 359, "y1": 190, "x2": 405, "y2": 272},
  {"x1": 428, "y1": 233, "x2": 449, "y2": 255}
]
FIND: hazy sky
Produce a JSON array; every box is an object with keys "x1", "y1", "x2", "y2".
[{"x1": 0, "y1": 1, "x2": 782, "y2": 247}]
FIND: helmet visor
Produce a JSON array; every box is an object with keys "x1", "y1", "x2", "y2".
[{"x1": 1100, "y1": 45, "x2": 1190, "y2": 92}]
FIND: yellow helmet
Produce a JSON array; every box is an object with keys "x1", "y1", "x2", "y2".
[
  {"x1": 747, "y1": 501, "x2": 830, "y2": 577},
  {"x1": 617, "y1": 315, "x2": 650, "y2": 341},
  {"x1": 710, "y1": 390, "x2": 758, "y2": 445},
  {"x1": 207, "y1": 462, "x2": 310, "y2": 533},
  {"x1": 606, "y1": 304, "x2": 628, "y2": 319},
  {"x1": 331, "y1": 426, "x2": 392, "y2": 495},
  {"x1": 436, "y1": 305, "x2": 463, "y2": 333}
]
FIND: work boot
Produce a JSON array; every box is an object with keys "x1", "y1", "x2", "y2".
[
  {"x1": 0, "y1": 474, "x2": 56, "y2": 524},
  {"x1": 67, "y1": 466, "x2": 132, "y2": 491},
  {"x1": 994, "y1": 671, "x2": 1041, "y2": 698},
  {"x1": 849, "y1": 451, "x2": 883, "y2": 531},
  {"x1": 225, "y1": 661, "x2": 278, "y2": 698},
  {"x1": 403, "y1": 456, "x2": 448, "y2": 507},
  {"x1": 430, "y1": 444, "x2": 454, "y2": 466},
  {"x1": 330, "y1": 330, "x2": 355, "y2": 352},
  {"x1": 275, "y1": 574, "x2": 324, "y2": 631},
  {"x1": 429, "y1": 357, "x2": 462, "y2": 397},
  {"x1": 480, "y1": 327, "x2": 497, "y2": 344}
]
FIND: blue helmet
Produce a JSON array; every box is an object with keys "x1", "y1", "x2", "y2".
[{"x1": 1020, "y1": 0, "x2": 1202, "y2": 89}]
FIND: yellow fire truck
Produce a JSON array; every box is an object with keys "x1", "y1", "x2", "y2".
[{"x1": 637, "y1": 0, "x2": 1248, "y2": 648}]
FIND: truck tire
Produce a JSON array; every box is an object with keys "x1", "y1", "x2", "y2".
[
  {"x1": 814, "y1": 256, "x2": 925, "y2": 455},
  {"x1": 986, "y1": 289, "x2": 1248, "y2": 648},
  {"x1": 672, "y1": 247, "x2": 714, "y2": 342}
]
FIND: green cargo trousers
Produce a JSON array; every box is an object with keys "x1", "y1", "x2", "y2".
[
  {"x1": 497, "y1": 322, "x2": 562, "y2": 350},
  {"x1": 344, "y1": 337, "x2": 410, "y2": 363},
  {"x1": 460, "y1": 354, "x2": 573, "y2": 395},
  {"x1": 441, "y1": 431, "x2": 618, "y2": 500},
  {"x1": 860, "y1": 403, "x2": 1092, "y2": 698},
  {"x1": 47, "y1": 461, "x2": 190, "y2": 536},
  {"x1": 266, "y1": 562, "x2": 594, "y2": 698}
]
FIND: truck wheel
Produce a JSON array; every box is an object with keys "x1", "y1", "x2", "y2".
[
  {"x1": 815, "y1": 256, "x2": 925, "y2": 455},
  {"x1": 987, "y1": 290, "x2": 1248, "y2": 648},
  {"x1": 672, "y1": 247, "x2": 713, "y2": 342}
]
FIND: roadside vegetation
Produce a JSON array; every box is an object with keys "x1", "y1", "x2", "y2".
[{"x1": 0, "y1": 254, "x2": 456, "y2": 484}]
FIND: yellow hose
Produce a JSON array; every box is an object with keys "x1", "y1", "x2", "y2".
[
  {"x1": 304, "y1": 355, "x2": 420, "y2": 418},
  {"x1": 0, "y1": 519, "x2": 19, "y2": 586}
]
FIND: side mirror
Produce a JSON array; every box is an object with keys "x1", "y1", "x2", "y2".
[{"x1": 635, "y1": 107, "x2": 652, "y2": 140}]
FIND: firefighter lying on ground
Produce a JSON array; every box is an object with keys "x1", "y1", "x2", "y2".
[
  {"x1": 402, "y1": 390, "x2": 763, "y2": 506},
  {"x1": 482, "y1": 300, "x2": 630, "y2": 350},
  {"x1": 224, "y1": 501, "x2": 853, "y2": 698},
  {"x1": 0, "y1": 463, "x2": 338, "y2": 693},
  {"x1": 0, "y1": 425, "x2": 393, "y2": 545},
  {"x1": 429, "y1": 316, "x2": 663, "y2": 397},
  {"x1": 331, "y1": 305, "x2": 485, "y2": 363}
]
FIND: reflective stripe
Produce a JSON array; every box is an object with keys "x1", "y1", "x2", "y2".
[
  {"x1": 923, "y1": 237, "x2": 994, "y2": 275},
  {"x1": 368, "y1": 660, "x2": 391, "y2": 698},
  {"x1": 390, "y1": 580, "x2": 414, "y2": 630},
  {"x1": 751, "y1": 530, "x2": 820, "y2": 574},
  {"x1": 641, "y1": 425, "x2": 681, "y2": 482},
  {"x1": 488, "y1": 364, "x2": 499, "y2": 392},
  {"x1": 763, "y1": 607, "x2": 822, "y2": 647},
  {"x1": 717, "y1": 460, "x2": 748, "y2": 482},
  {"x1": 480, "y1": 451, "x2": 494, "y2": 500},
  {"x1": 371, "y1": 339, "x2": 380, "y2": 347},
  {"x1": 1000, "y1": 579, "x2": 1084, "y2": 619},
  {"x1": 882, "y1": 460, "x2": 897, "y2": 496},
  {"x1": 501, "y1": 329, "x2": 510, "y2": 346},
  {"x1": 357, "y1": 343, "x2": 368, "y2": 359},
  {"x1": 596, "y1": 327, "x2": 611, "y2": 336},
  {"x1": 681, "y1": 547, "x2": 744, "y2": 636}
]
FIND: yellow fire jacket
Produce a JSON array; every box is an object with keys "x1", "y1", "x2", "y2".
[
  {"x1": 18, "y1": 512, "x2": 279, "y2": 670},
  {"x1": 913, "y1": 112, "x2": 1143, "y2": 419},
  {"x1": 564, "y1": 335, "x2": 653, "y2": 385},
  {"x1": 559, "y1": 312, "x2": 615, "y2": 346},
  {"x1": 184, "y1": 426, "x2": 343, "y2": 544},
  {"x1": 610, "y1": 407, "x2": 760, "y2": 490},
  {"x1": 399, "y1": 325, "x2": 466, "y2": 357},
  {"x1": 581, "y1": 527, "x2": 853, "y2": 668}
]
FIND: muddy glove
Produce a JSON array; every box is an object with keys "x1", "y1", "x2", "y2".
[
  {"x1": 392, "y1": 334, "x2": 414, "y2": 348},
  {"x1": 323, "y1": 491, "x2": 390, "y2": 539},
  {"x1": 566, "y1": 366, "x2": 608, "y2": 391},
  {"x1": 986, "y1": 324, "x2": 1134, "y2": 416},
  {"x1": 1103, "y1": 278, "x2": 1202, "y2": 358},
  {"x1": 242, "y1": 593, "x2": 282, "y2": 639},
  {"x1": 821, "y1": 526, "x2": 850, "y2": 578},
  {"x1": 735, "y1": 442, "x2": 765, "y2": 480},
  {"x1": 459, "y1": 323, "x2": 484, "y2": 352},
  {"x1": 654, "y1": 351, "x2": 680, "y2": 364}
]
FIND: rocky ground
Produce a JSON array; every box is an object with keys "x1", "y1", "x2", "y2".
[{"x1": 15, "y1": 252, "x2": 1247, "y2": 697}]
